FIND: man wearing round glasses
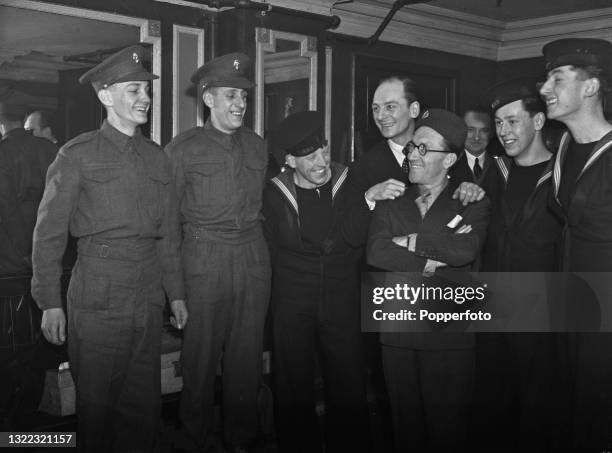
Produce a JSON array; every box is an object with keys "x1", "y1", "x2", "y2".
[{"x1": 367, "y1": 108, "x2": 490, "y2": 452}]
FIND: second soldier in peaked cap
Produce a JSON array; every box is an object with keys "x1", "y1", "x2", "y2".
[
  {"x1": 31, "y1": 44, "x2": 187, "y2": 452},
  {"x1": 165, "y1": 53, "x2": 269, "y2": 452},
  {"x1": 191, "y1": 52, "x2": 254, "y2": 90}
]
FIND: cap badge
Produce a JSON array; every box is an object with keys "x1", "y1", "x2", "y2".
[
  {"x1": 132, "y1": 52, "x2": 140, "y2": 63},
  {"x1": 422, "y1": 110, "x2": 430, "y2": 119},
  {"x1": 233, "y1": 59, "x2": 240, "y2": 71}
]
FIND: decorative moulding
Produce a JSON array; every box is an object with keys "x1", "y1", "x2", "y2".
[{"x1": 250, "y1": 0, "x2": 612, "y2": 62}]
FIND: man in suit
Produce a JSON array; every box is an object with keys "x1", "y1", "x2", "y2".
[
  {"x1": 449, "y1": 106, "x2": 493, "y2": 185},
  {"x1": 350, "y1": 76, "x2": 484, "y2": 209},
  {"x1": 539, "y1": 37, "x2": 612, "y2": 449},
  {"x1": 367, "y1": 108, "x2": 490, "y2": 452}
]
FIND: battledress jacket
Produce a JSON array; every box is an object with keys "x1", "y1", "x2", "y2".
[{"x1": 31, "y1": 120, "x2": 184, "y2": 310}]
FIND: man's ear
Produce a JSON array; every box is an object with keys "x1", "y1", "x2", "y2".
[
  {"x1": 203, "y1": 91, "x2": 214, "y2": 109},
  {"x1": 584, "y1": 77, "x2": 600, "y2": 98},
  {"x1": 97, "y1": 88, "x2": 113, "y2": 107},
  {"x1": 285, "y1": 154, "x2": 297, "y2": 169},
  {"x1": 409, "y1": 101, "x2": 420, "y2": 119},
  {"x1": 444, "y1": 152, "x2": 458, "y2": 169},
  {"x1": 533, "y1": 112, "x2": 546, "y2": 131}
]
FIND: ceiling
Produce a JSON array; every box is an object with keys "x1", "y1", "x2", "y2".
[
  {"x1": 361, "y1": 0, "x2": 612, "y2": 22},
  {"x1": 0, "y1": 0, "x2": 609, "y2": 100},
  {"x1": 0, "y1": 5, "x2": 139, "y2": 107}
]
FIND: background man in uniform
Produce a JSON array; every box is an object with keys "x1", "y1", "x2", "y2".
[
  {"x1": 539, "y1": 37, "x2": 612, "y2": 449},
  {"x1": 24, "y1": 110, "x2": 60, "y2": 146},
  {"x1": 263, "y1": 111, "x2": 371, "y2": 453},
  {"x1": 449, "y1": 106, "x2": 493, "y2": 185},
  {"x1": 31, "y1": 45, "x2": 187, "y2": 452},
  {"x1": 165, "y1": 53, "x2": 270, "y2": 453},
  {"x1": 367, "y1": 108, "x2": 490, "y2": 452},
  {"x1": 0, "y1": 102, "x2": 57, "y2": 274}
]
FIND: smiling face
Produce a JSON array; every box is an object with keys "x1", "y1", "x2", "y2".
[
  {"x1": 408, "y1": 126, "x2": 456, "y2": 186},
  {"x1": 464, "y1": 111, "x2": 492, "y2": 156},
  {"x1": 539, "y1": 65, "x2": 591, "y2": 123},
  {"x1": 494, "y1": 100, "x2": 544, "y2": 158},
  {"x1": 100, "y1": 81, "x2": 151, "y2": 135},
  {"x1": 204, "y1": 87, "x2": 247, "y2": 134},
  {"x1": 287, "y1": 146, "x2": 332, "y2": 189},
  {"x1": 371, "y1": 79, "x2": 420, "y2": 147}
]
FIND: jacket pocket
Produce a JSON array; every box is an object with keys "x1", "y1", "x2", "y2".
[
  {"x1": 146, "y1": 169, "x2": 170, "y2": 223},
  {"x1": 185, "y1": 160, "x2": 228, "y2": 206},
  {"x1": 81, "y1": 165, "x2": 123, "y2": 219}
]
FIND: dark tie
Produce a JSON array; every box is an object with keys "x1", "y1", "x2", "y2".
[
  {"x1": 473, "y1": 158, "x2": 482, "y2": 179},
  {"x1": 402, "y1": 147, "x2": 410, "y2": 174}
]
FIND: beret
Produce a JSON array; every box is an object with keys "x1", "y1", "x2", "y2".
[
  {"x1": 275, "y1": 111, "x2": 326, "y2": 157},
  {"x1": 415, "y1": 108, "x2": 467, "y2": 150},
  {"x1": 543, "y1": 38, "x2": 612, "y2": 72},
  {"x1": 79, "y1": 45, "x2": 158, "y2": 91},
  {"x1": 191, "y1": 52, "x2": 254, "y2": 90},
  {"x1": 486, "y1": 77, "x2": 545, "y2": 112}
]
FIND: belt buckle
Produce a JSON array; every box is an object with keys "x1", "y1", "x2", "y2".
[
  {"x1": 99, "y1": 244, "x2": 109, "y2": 258},
  {"x1": 193, "y1": 230, "x2": 200, "y2": 240}
]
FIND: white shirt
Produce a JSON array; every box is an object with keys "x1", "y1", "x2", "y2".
[
  {"x1": 464, "y1": 149, "x2": 485, "y2": 175},
  {"x1": 388, "y1": 139, "x2": 406, "y2": 167}
]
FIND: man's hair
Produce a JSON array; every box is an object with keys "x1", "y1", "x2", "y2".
[
  {"x1": 203, "y1": 86, "x2": 219, "y2": 96},
  {"x1": 520, "y1": 96, "x2": 547, "y2": 117},
  {"x1": 28, "y1": 110, "x2": 58, "y2": 134},
  {"x1": 572, "y1": 64, "x2": 610, "y2": 100},
  {"x1": 379, "y1": 75, "x2": 420, "y2": 105},
  {"x1": 463, "y1": 105, "x2": 492, "y2": 123}
]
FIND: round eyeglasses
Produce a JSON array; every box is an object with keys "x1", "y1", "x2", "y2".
[{"x1": 405, "y1": 142, "x2": 454, "y2": 156}]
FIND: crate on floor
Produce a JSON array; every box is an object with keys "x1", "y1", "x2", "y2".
[
  {"x1": 38, "y1": 362, "x2": 75, "y2": 417},
  {"x1": 161, "y1": 329, "x2": 183, "y2": 395}
]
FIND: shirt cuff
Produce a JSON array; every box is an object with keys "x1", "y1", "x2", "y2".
[
  {"x1": 408, "y1": 233, "x2": 417, "y2": 253},
  {"x1": 365, "y1": 194, "x2": 376, "y2": 211}
]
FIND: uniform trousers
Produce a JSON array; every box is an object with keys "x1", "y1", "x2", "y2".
[
  {"x1": 382, "y1": 345, "x2": 474, "y2": 453},
  {"x1": 179, "y1": 231, "x2": 270, "y2": 448},
  {"x1": 271, "y1": 272, "x2": 369, "y2": 453},
  {"x1": 67, "y1": 240, "x2": 164, "y2": 453}
]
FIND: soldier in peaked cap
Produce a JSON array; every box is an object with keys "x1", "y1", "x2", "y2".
[
  {"x1": 262, "y1": 111, "x2": 371, "y2": 453},
  {"x1": 367, "y1": 108, "x2": 490, "y2": 453},
  {"x1": 31, "y1": 44, "x2": 187, "y2": 453},
  {"x1": 539, "y1": 38, "x2": 612, "y2": 449},
  {"x1": 0, "y1": 102, "x2": 57, "y2": 274},
  {"x1": 165, "y1": 52, "x2": 269, "y2": 453}
]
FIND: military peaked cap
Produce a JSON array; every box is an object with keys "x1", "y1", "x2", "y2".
[
  {"x1": 191, "y1": 52, "x2": 254, "y2": 90},
  {"x1": 78, "y1": 45, "x2": 158, "y2": 92}
]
